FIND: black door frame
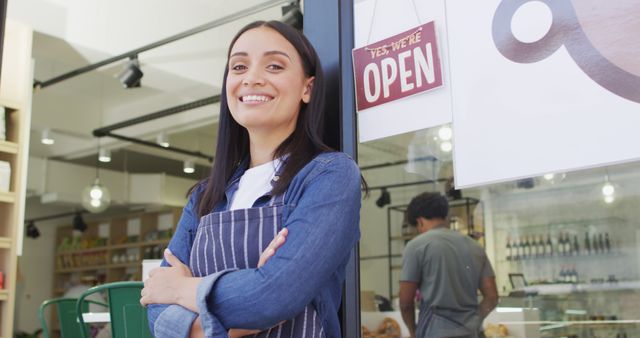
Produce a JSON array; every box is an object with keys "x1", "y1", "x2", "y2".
[{"x1": 304, "y1": 0, "x2": 360, "y2": 337}]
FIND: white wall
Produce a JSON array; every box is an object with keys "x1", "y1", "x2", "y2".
[{"x1": 15, "y1": 203, "x2": 68, "y2": 334}]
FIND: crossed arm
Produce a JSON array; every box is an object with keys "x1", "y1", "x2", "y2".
[
  {"x1": 142, "y1": 156, "x2": 362, "y2": 337},
  {"x1": 141, "y1": 228, "x2": 289, "y2": 338}
]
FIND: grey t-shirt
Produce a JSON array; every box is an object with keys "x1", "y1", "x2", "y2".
[{"x1": 401, "y1": 227, "x2": 495, "y2": 334}]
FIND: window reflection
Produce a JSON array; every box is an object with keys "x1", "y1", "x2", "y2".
[{"x1": 358, "y1": 125, "x2": 640, "y2": 338}]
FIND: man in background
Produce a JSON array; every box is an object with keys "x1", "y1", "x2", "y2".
[{"x1": 399, "y1": 192, "x2": 498, "y2": 338}]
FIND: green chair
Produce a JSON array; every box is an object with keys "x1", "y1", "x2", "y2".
[
  {"x1": 76, "y1": 281, "x2": 153, "y2": 338},
  {"x1": 39, "y1": 297, "x2": 107, "y2": 338}
]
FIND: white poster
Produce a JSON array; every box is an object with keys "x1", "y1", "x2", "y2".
[
  {"x1": 447, "y1": 0, "x2": 640, "y2": 188},
  {"x1": 354, "y1": 0, "x2": 452, "y2": 142}
]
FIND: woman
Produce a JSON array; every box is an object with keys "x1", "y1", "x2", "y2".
[{"x1": 141, "y1": 20, "x2": 362, "y2": 338}]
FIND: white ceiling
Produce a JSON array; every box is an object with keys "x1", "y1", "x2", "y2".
[{"x1": 9, "y1": 0, "x2": 286, "y2": 163}]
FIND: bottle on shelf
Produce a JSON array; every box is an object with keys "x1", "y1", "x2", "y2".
[
  {"x1": 559, "y1": 266, "x2": 567, "y2": 283},
  {"x1": 506, "y1": 236, "x2": 512, "y2": 261},
  {"x1": 563, "y1": 233, "x2": 571, "y2": 256},
  {"x1": 545, "y1": 234, "x2": 553, "y2": 257},
  {"x1": 593, "y1": 233, "x2": 600, "y2": 254},
  {"x1": 605, "y1": 233, "x2": 612, "y2": 253},
  {"x1": 598, "y1": 233, "x2": 605, "y2": 254},
  {"x1": 529, "y1": 235, "x2": 538, "y2": 258},
  {"x1": 556, "y1": 234, "x2": 562, "y2": 256},
  {"x1": 558, "y1": 233, "x2": 566, "y2": 256},
  {"x1": 584, "y1": 231, "x2": 591, "y2": 255},
  {"x1": 518, "y1": 237, "x2": 524, "y2": 261},
  {"x1": 570, "y1": 266, "x2": 578, "y2": 283},
  {"x1": 523, "y1": 236, "x2": 531, "y2": 259},
  {"x1": 536, "y1": 235, "x2": 544, "y2": 258},
  {"x1": 572, "y1": 235, "x2": 580, "y2": 256},
  {"x1": 514, "y1": 238, "x2": 522, "y2": 261}
]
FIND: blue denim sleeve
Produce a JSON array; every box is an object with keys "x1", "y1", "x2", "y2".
[
  {"x1": 147, "y1": 185, "x2": 202, "y2": 336},
  {"x1": 197, "y1": 154, "x2": 362, "y2": 333}
]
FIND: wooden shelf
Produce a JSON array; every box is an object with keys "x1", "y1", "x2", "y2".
[
  {"x1": 140, "y1": 239, "x2": 171, "y2": 247},
  {"x1": 109, "y1": 242, "x2": 142, "y2": 250},
  {"x1": 0, "y1": 237, "x2": 12, "y2": 249},
  {"x1": 56, "y1": 246, "x2": 109, "y2": 255},
  {"x1": 55, "y1": 264, "x2": 110, "y2": 273},
  {"x1": 109, "y1": 261, "x2": 142, "y2": 269},
  {"x1": 0, "y1": 290, "x2": 9, "y2": 301},
  {"x1": 0, "y1": 21, "x2": 35, "y2": 337},
  {"x1": 0, "y1": 141, "x2": 18, "y2": 154},
  {"x1": 0, "y1": 97, "x2": 22, "y2": 111},
  {"x1": 0, "y1": 191, "x2": 15, "y2": 203}
]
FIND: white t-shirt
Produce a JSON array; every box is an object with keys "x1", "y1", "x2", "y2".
[{"x1": 229, "y1": 159, "x2": 281, "y2": 210}]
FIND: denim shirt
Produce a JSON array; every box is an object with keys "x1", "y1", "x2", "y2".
[{"x1": 147, "y1": 151, "x2": 362, "y2": 338}]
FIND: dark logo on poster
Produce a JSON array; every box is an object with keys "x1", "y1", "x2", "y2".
[{"x1": 492, "y1": 0, "x2": 640, "y2": 104}]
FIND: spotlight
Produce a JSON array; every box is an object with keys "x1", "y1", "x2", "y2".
[
  {"x1": 156, "y1": 132, "x2": 170, "y2": 148},
  {"x1": 183, "y1": 159, "x2": 195, "y2": 174},
  {"x1": 118, "y1": 55, "x2": 143, "y2": 88},
  {"x1": 26, "y1": 221, "x2": 40, "y2": 239},
  {"x1": 516, "y1": 178, "x2": 535, "y2": 189},
  {"x1": 601, "y1": 182, "x2": 615, "y2": 197},
  {"x1": 98, "y1": 148, "x2": 111, "y2": 163},
  {"x1": 73, "y1": 212, "x2": 88, "y2": 232},
  {"x1": 281, "y1": 3, "x2": 303, "y2": 30},
  {"x1": 376, "y1": 188, "x2": 391, "y2": 208},
  {"x1": 41, "y1": 128, "x2": 55, "y2": 145},
  {"x1": 438, "y1": 125, "x2": 453, "y2": 141},
  {"x1": 440, "y1": 141, "x2": 453, "y2": 153}
]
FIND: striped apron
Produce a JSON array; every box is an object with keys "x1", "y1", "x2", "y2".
[{"x1": 189, "y1": 192, "x2": 325, "y2": 338}]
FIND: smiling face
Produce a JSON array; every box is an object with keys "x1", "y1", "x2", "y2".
[{"x1": 226, "y1": 26, "x2": 314, "y2": 137}]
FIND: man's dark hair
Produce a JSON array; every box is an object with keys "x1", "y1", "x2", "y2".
[{"x1": 406, "y1": 192, "x2": 449, "y2": 226}]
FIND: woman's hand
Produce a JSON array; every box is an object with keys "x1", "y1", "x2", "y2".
[
  {"x1": 226, "y1": 228, "x2": 289, "y2": 337},
  {"x1": 258, "y1": 228, "x2": 288, "y2": 267},
  {"x1": 228, "y1": 328, "x2": 262, "y2": 338},
  {"x1": 140, "y1": 249, "x2": 201, "y2": 312}
]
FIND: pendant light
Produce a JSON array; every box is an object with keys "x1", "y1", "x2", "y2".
[
  {"x1": 601, "y1": 175, "x2": 615, "y2": 204},
  {"x1": 81, "y1": 144, "x2": 111, "y2": 213}
]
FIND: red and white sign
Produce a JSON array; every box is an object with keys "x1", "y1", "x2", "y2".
[{"x1": 352, "y1": 21, "x2": 443, "y2": 112}]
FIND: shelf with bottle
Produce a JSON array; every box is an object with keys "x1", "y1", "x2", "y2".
[
  {"x1": 495, "y1": 217, "x2": 628, "y2": 232},
  {"x1": 523, "y1": 280, "x2": 640, "y2": 296},
  {"x1": 504, "y1": 230, "x2": 616, "y2": 262},
  {"x1": 55, "y1": 264, "x2": 110, "y2": 274}
]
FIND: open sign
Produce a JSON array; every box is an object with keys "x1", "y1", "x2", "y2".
[{"x1": 353, "y1": 21, "x2": 443, "y2": 111}]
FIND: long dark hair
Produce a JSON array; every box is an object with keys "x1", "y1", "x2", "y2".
[{"x1": 196, "y1": 20, "x2": 331, "y2": 217}]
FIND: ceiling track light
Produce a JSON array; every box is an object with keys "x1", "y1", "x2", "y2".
[
  {"x1": 26, "y1": 221, "x2": 40, "y2": 239},
  {"x1": 98, "y1": 148, "x2": 112, "y2": 163},
  {"x1": 281, "y1": 3, "x2": 303, "y2": 29},
  {"x1": 183, "y1": 159, "x2": 195, "y2": 174},
  {"x1": 156, "y1": 132, "x2": 170, "y2": 148},
  {"x1": 376, "y1": 188, "x2": 391, "y2": 208},
  {"x1": 118, "y1": 55, "x2": 143, "y2": 88},
  {"x1": 41, "y1": 128, "x2": 55, "y2": 145},
  {"x1": 72, "y1": 212, "x2": 88, "y2": 232}
]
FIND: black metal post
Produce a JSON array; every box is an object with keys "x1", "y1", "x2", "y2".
[
  {"x1": 305, "y1": 0, "x2": 360, "y2": 336},
  {"x1": 387, "y1": 206, "x2": 393, "y2": 300}
]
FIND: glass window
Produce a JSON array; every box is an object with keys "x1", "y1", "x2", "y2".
[{"x1": 358, "y1": 124, "x2": 639, "y2": 338}]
